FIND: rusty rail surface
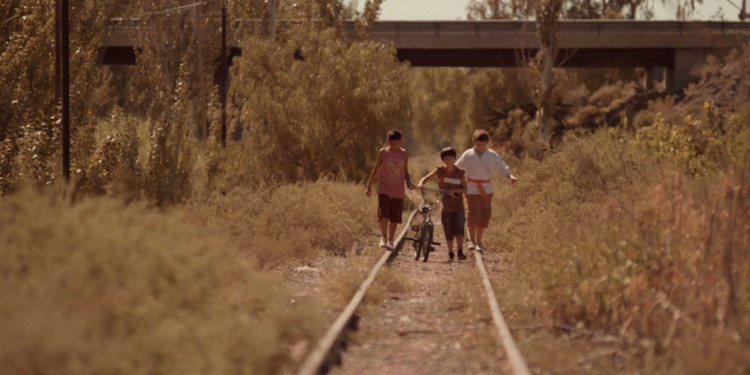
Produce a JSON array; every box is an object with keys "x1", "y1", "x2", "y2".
[
  {"x1": 297, "y1": 205, "x2": 421, "y2": 375},
  {"x1": 297, "y1": 196, "x2": 531, "y2": 375},
  {"x1": 474, "y1": 251, "x2": 531, "y2": 375}
]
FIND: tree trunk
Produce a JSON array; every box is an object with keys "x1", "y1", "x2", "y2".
[
  {"x1": 267, "y1": 0, "x2": 280, "y2": 40},
  {"x1": 538, "y1": 52, "x2": 554, "y2": 144},
  {"x1": 534, "y1": 0, "x2": 561, "y2": 154}
]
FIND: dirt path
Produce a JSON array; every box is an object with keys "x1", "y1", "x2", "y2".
[{"x1": 329, "y1": 234, "x2": 510, "y2": 375}]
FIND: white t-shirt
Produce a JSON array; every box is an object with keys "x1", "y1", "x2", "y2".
[{"x1": 456, "y1": 148, "x2": 512, "y2": 195}]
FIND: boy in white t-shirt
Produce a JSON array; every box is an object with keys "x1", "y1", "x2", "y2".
[{"x1": 455, "y1": 129, "x2": 517, "y2": 252}]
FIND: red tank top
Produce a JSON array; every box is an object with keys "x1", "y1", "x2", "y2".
[
  {"x1": 377, "y1": 148, "x2": 407, "y2": 199},
  {"x1": 436, "y1": 166, "x2": 465, "y2": 213}
]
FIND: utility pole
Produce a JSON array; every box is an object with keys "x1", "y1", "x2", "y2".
[
  {"x1": 55, "y1": 1, "x2": 61, "y2": 103},
  {"x1": 742, "y1": 0, "x2": 747, "y2": 20},
  {"x1": 57, "y1": 0, "x2": 71, "y2": 180},
  {"x1": 220, "y1": 5, "x2": 227, "y2": 147}
]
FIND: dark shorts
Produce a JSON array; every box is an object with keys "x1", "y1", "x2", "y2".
[
  {"x1": 466, "y1": 194, "x2": 493, "y2": 228},
  {"x1": 441, "y1": 210, "x2": 466, "y2": 241},
  {"x1": 377, "y1": 194, "x2": 403, "y2": 223}
]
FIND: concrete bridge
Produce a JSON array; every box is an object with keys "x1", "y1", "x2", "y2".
[{"x1": 101, "y1": 19, "x2": 750, "y2": 91}]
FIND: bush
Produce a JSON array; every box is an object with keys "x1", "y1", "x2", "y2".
[
  {"x1": 635, "y1": 101, "x2": 747, "y2": 176},
  {"x1": 190, "y1": 179, "x2": 376, "y2": 268},
  {"x1": 0, "y1": 190, "x2": 328, "y2": 374},
  {"x1": 231, "y1": 24, "x2": 411, "y2": 185},
  {"x1": 491, "y1": 131, "x2": 750, "y2": 373}
]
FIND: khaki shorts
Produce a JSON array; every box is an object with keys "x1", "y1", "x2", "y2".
[{"x1": 466, "y1": 194, "x2": 492, "y2": 228}]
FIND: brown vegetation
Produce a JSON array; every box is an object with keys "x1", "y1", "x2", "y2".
[
  {"x1": 0, "y1": 189, "x2": 331, "y2": 374},
  {"x1": 491, "y1": 130, "x2": 749, "y2": 372}
]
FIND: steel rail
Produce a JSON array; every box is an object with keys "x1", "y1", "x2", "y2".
[
  {"x1": 297, "y1": 204, "x2": 421, "y2": 375},
  {"x1": 474, "y1": 251, "x2": 531, "y2": 375}
]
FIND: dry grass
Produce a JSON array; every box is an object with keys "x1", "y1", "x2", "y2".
[
  {"x1": 189, "y1": 179, "x2": 376, "y2": 269},
  {"x1": 490, "y1": 130, "x2": 750, "y2": 373},
  {"x1": 440, "y1": 268, "x2": 489, "y2": 322},
  {"x1": 0, "y1": 189, "x2": 333, "y2": 374},
  {"x1": 322, "y1": 252, "x2": 411, "y2": 311}
]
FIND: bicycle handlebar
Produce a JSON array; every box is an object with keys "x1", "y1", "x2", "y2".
[
  {"x1": 418, "y1": 186, "x2": 447, "y2": 193},
  {"x1": 419, "y1": 186, "x2": 450, "y2": 205}
]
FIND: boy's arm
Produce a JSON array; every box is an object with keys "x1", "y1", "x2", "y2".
[
  {"x1": 455, "y1": 150, "x2": 468, "y2": 170},
  {"x1": 366, "y1": 150, "x2": 383, "y2": 196},
  {"x1": 417, "y1": 169, "x2": 438, "y2": 188},
  {"x1": 455, "y1": 173, "x2": 468, "y2": 195},
  {"x1": 494, "y1": 153, "x2": 517, "y2": 185},
  {"x1": 404, "y1": 152, "x2": 417, "y2": 189}
]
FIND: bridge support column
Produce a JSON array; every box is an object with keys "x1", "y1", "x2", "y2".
[
  {"x1": 671, "y1": 48, "x2": 732, "y2": 93},
  {"x1": 646, "y1": 67, "x2": 665, "y2": 90},
  {"x1": 665, "y1": 67, "x2": 675, "y2": 93},
  {"x1": 672, "y1": 49, "x2": 705, "y2": 93}
]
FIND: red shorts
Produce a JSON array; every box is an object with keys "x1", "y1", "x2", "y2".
[
  {"x1": 466, "y1": 194, "x2": 492, "y2": 228},
  {"x1": 377, "y1": 194, "x2": 404, "y2": 223}
]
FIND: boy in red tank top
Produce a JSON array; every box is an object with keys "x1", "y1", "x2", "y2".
[
  {"x1": 417, "y1": 147, "x2": 468, "y2": 261},
  {"x1": 366, "y1": 130, "x2": 417, "y2": 250}
]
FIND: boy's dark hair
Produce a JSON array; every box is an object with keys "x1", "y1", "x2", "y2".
[
  {"x1": 440, "y1": 147, "x2": 457, "y2": 160},
  {"x1": 387, "y1": 130, "x2": 402, "y2": 141},
  {"x1": 472, "y1": 129, "x2": 490, "y2": 143}
]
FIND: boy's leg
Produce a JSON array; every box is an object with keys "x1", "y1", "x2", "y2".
[
  {"x1": 377, "y1": 194, "x2": 390, "y2": 248},
  {"x1": 475, "y1": 195, "x2": 492, "y2": 250},
  {"x1": 441, "y1": 211, "x2": 455, "y2": 253},
  {"x1": 385, "y1": 197, "x2": 404, "y2": 249},
  {"x1": 466, "y1": 195, "x2": 482, "y2": 249},
  {"x1": 455, "y1": 211, "x2": 467, "y2": 260},
  {"x1": 387, "y1": 221, "x2": 398, "y2": 240},
  {"x1": 379, "y1": 218, "x2": 389, "y2": 238}
]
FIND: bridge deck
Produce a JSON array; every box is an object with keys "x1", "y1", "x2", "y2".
[{"x1": 99, "y1": 20, "x2": 750, "y2": 88}]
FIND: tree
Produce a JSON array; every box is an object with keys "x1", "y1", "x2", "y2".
[
  {"x1": 0, "y1": 0, "x2": 119, "y2": 192},
  {"x1": 534, "y1": 0, "x2": 563, "y2": 152}
]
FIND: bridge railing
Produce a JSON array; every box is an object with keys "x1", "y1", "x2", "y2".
[
  {"x1": 362, "y1": 20, "x2": 750, "y2": 35},
  {"x1": 107, "y1": 18, "x2": 750, "y2": 35}
]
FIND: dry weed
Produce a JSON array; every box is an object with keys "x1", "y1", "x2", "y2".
[
  {"x1": 489, "y1": 130, "x2": 750, "y2": 373},
  {"x1": 0, "y1": 189, "x2": 327, "y2": 375}
]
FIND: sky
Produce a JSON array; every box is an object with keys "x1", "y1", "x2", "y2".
[{"x1": 374, "y1": 0, "x2": 733, "y2": 21}]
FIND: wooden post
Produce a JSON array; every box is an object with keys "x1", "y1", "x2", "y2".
[
  {"x1": 55, "y1": 0, "x2": 61, "y2": 103},
  {"x1": 59, "y1": 0, "x2": 71, "y2": 180},
  {"x1": 220, "y1": 6, "x2": 227, "y2": 147}
]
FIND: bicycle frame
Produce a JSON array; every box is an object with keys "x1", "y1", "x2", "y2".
[{"x1": 407, "y1": 187, "x2": 447, "y2": 262}]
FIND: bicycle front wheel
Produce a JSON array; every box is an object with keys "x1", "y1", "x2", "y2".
[
  {"x1": 415, "y1": 223, "x2": 427, "y2": 261},
  {"x1": 423, "y1": 223, "x2": 434, "y2": 262}
]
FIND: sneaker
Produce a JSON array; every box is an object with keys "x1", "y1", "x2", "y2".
[
  {"x1": 379, "y1": 237, "x2": 387, "y2": 248},
  {"x1": 457, "y1": 248, "x2": 467, "y2": 260},
  {"x1": 468, "y1": 241, "x2": 476, "y2": 251},
  {"x1": 386, "y1": 240, "x2": 394, "y2": 250},
  {"x1": 448, "y1": 251, "x2": 455, "y2": 261},
  {"x1": 475, "y1": 242, "x2": 483, "y2": 252}
]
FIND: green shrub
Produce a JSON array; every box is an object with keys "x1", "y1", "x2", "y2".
[{"x1": 635, "y1": 102, "x2": 746, "y2": 176}]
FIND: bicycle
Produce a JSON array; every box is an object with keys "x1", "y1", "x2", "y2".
[{"x1": 405, "y1": 187, "x2": 446, "y2": 262}]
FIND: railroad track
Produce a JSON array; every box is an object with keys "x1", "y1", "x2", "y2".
[{"x1": 297, "y1": 203, "x2": 530, "y2": 375}]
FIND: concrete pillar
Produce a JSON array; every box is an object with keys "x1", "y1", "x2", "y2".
[
  {"x1": 646, "y1": 67, "x2": 665, "y2": 90},
  {"x1": 673, "y1": 49, "x2": 714, "y2": 93},
  {"x1": 664, "y1": 67, "x2": 675, "y2": 94}
]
